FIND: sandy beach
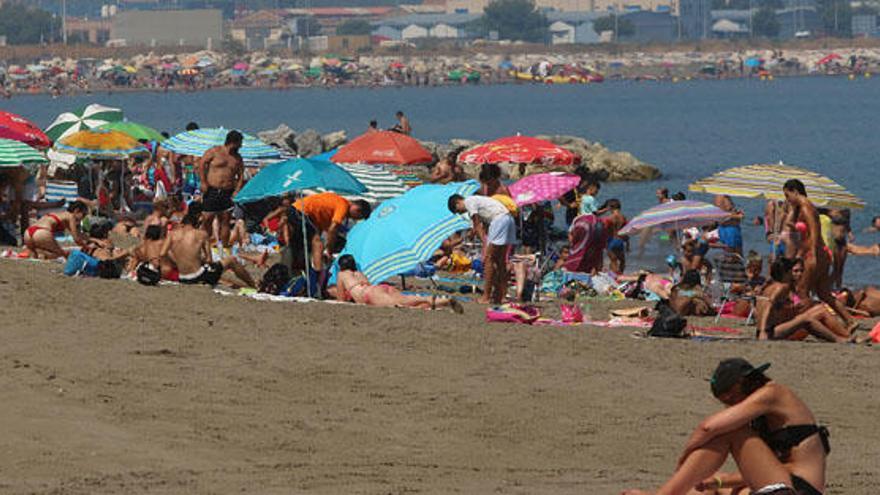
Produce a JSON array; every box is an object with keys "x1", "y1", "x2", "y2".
[{"x1": 1, "y1": 258, "x2": 877, "y2": 494}]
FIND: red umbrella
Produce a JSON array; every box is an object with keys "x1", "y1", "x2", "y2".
[
  {"x1": 332, "y1": 131, "x2": 432, "y2": 166},
  {"x1": 458, "y1": 135, "x2": 581, "y2": 167},
  {"x1": 0, "y1": 111, "x2": 51, "y2": 149},
  {"x1": 817, "y1": 53, "x2": 842, "y2": 66}
]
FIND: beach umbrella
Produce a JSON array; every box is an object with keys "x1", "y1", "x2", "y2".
[
  {"x1": 817, "y1": 53, "x2": 842, "y2": 65},
  {"x1": 335, "y1": 180, "x2": 479, "y2": 284},
  {"x1": 0, "y1": 138, "x2": 47, "y2": 169},
  {"x1": 744, "y1": 57, "x2": 763, "y2": 68},
  {"x1": 98, "y1": 121, "x2": 165, "y2": 142},
  {"x1": 458, "y1": 135, "x2": 581, "y2": 167},
  {"x1": 689, "y1": 162, "x2": 864, "y2": 209},
  {"x1": 179, "y1": 68, "x2": 199, "y2": 76},
  {"x1": 508, "y1": 172, "x2": 580, "y2": 206},
  {"x1": 162, "y1": 127, "x2": 281, "y2": 160},
  {"x1": 304, "y1": 150, "x2": 408, "y2": 205},
  {"x1": 0, "y1": 111, "x2": 51, "y2": 149},
  {"x1": 45, "y1": 103, "x2": 123, "y2": 142},
  {"x1": 54, "y1": 129, "x2": 148, "y2": 159},
  {"x1": 618, "y1": 200, "x2": 731, "y2": 236},
  {"x1": 332, "y1": 131, "x2": 432, "y2": 166},
  {"x1": 234, "y1": 157, "x2": 366, "y2": 204}
]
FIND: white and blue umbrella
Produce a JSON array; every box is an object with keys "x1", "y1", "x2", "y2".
[
  {"x1": 234, "y1": 157, "x2": 366, "y2": 203},
  {"x1": 334, "y1": 180, "x2": 479, "y2": 284},
  {"x1": 163, "y1": 127, "x2": 280, "y2": 160}
]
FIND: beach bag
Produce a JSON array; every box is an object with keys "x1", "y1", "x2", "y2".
[
  {"x1": 491, "y1": 194, "x2": 519, "y2": 216},
  {"x1": 560, "y1": 304, "x2": 584, "y2": 323},
  {"x1": 63, "y1": 250, "x2": 101, "y2": 277},
  {"x1": 486, "y1": 304, "x2": 540, "y2": 324},
  {"x1": 648, "y1": 300, "x2": 687, "y2": 338},
  {"x1": 135, "y1": 262, "x2": 161, "y2": 286}
]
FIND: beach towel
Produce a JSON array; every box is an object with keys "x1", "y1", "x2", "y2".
[
  {"x1": 486, "y1": 304, "x2": 541, "y2": 324},
  {"x1": 565, "y1": 214, "x2": 607, "y2": 274},
  {"x1": 45, "y1": 180, "x2": 78, "y2": 205}
]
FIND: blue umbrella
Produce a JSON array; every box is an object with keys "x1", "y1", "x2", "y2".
[
  {"x1": 235, "y1": 157, "x2": 365, "y2": 204},
  {"x1": 744, "y1": 57, "x2": 762, "y2": 68},
  {"x1": 163, "y1": 127, "x2": 280, "y2": 160},
  {"x1": 333, "y1": 180, "x2": 479, "y2": 285}
]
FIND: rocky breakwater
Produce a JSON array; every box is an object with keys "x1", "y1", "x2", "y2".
[
  {"x1": 420, "y1": 135, "x2": 661, "y2": 182},
  {"x1": 257, "y1": 124, "x2": 660, "y2": 183}
]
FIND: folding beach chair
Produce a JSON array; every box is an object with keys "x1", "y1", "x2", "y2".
[
  {"x1": 44, "y1": 180, "x2": 79, "y2": 206},
  {"x1": 711, "y1": 252, "x2": 755, "y2": 324}
]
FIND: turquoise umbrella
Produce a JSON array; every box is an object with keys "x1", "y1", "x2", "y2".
[
  {"x1": 234, "y1": 157, "x2": 366, "y2": 204},
  {"x1": 333, "y1": 180, "x2": 479, "y2": 285},
  {"x1": 163, "y1": 127, "x2": 280, "y2": 160}
]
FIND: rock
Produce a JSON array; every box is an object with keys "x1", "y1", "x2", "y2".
[
  {"x1": 258, "y1": 124, "x2": 297, "y2": 153},
  {"x1": 321, "y1": 130, "x2": 347, "y2": 152},
  {"x1": 537, "y1": 135, "x2": 661, "y2": 182},
  {"x1": 294, "y1": 129, "x2": 323, "y2": 157}
]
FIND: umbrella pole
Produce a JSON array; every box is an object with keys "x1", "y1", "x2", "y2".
[{"x1": 300, "y1": 191, "x2": 312, "y2": 298}]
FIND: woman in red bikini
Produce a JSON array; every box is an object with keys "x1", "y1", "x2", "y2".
[
  {"x1": 335, "y1": 254, "x2": 463, "y2": 313},
  {"x1": 22, "y1": 201, "x2": 88, "y2": 259}
]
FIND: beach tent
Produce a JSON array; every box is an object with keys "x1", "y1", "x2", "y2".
[
  {"x1": 332, "y1": 131, "x2": 432, "y2": 166},
  {"x1": 45, "y1": 103, "x2": 123, "y2": 142}
]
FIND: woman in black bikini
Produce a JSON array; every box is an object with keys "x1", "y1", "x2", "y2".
[{"x1": 622, "y1": 358, "x2": 829, "y2": 495}]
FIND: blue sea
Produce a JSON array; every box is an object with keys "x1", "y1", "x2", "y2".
[{"x1": 5, "y1": 76, "x2": 879, "y2": 285}]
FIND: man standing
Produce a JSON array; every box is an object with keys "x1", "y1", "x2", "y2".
[
  {"x1": 160, "y1": 202, "x2": 256, "y2": 288},
  {"x1": 284, "y1": 192, "x2": 371, "y2": 280},
  {"x1": 783, "y1": 179, "x2": 855, "y2": 330},
  {"x1": 199, "y1": 130, "x2": 244, "y2": 251},
  {"x1": 448, "y1": 193, "x2": 516, "y2": 304}
]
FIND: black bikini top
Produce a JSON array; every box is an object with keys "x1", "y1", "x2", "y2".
[{"x1": 752, "y1": 416, "x2": 831, "y2": 461}]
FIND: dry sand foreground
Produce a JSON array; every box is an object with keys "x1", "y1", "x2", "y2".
[{"x1": 0, "y1": 259, "x2": 877, "y2": 495}]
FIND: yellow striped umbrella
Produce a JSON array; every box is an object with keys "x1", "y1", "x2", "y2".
[
  {"x1": 689, "y1": 162, "x2": 864, "y2": 209},
  {"x1": 55, "y1": 129, "x2": 148, "y2": 159}
]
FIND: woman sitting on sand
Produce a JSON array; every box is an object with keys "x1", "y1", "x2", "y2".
[
  {"x1": 622, "y1": 358, "x2": 829, "y2": 495},
  {"x1": 755, "y1": 258, "x2": 851, "y2": 343},
  {"x1": 22, "y1": 201, "x2": 89, "y2": 259},
  {"x1": 668, "y1": 270, "x2": 716, "y2": 317},
  {"x1": 336, "y1": 254, "x2": 463, "y2": 313}
]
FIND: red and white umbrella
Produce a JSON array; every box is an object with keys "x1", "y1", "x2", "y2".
[{"x1": 458, "y1": 135, "x2": 581, "y2": 167}]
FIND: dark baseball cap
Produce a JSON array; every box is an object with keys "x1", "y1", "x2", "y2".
[{"x1": 710, "y1": 358, "x2": 770, "y2": 397}]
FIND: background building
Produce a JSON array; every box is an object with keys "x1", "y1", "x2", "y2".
[
  {"x1": 372, "y1": 13, "x2": 481, "y2": 40},
  {"x1": 111, "y1": 9, "x2": 224, "y2": 48}
]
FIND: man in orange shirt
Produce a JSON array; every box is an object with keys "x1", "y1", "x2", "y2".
[{"x1": 284, "y1": 192, "x2": 371, "y2": 275}]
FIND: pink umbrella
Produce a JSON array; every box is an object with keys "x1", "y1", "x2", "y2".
[
  {"x1": 508, "y1": 172, "x2": 580, "y2": 206},
  {"x1": 233, "y1": 62, "x2": 249, "y2": 71}
]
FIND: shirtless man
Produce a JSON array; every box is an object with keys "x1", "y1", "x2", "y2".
[
  {"x1": 430, "y1": 149, "x2": 465, "y2": 184},
  {"x1": 160, "y1": 202, "x2": 256, "y2": 288},
  {"x1": 128, "y1": 225, "x2": 179, "y2": 281},
  {"x1": 782, "y1": 179, "x2": 855, "y2": 330},
  {"x1": 390, "y1": 111, "x2": 411, "y2": 135},
  {"x1": 198, "y1": 130, "x2": 244, "y2": 250}
]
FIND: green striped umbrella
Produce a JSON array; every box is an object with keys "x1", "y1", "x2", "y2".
[
  {"x1": 45, "y1": 103, "x2": 123, "y2": 142},
  {"x1": 98, "y1": 121, "x2": 165, "y2": 142},
  {"x1": 0, "y1": 138, "x2": 47, "y2": 169}
]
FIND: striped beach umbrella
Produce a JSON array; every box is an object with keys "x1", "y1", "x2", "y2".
[
  {"x1": 335, "y1": 180, "x2": 479, "y2": 284},
  {"x1": 619, "y1": 200, "x2": 731, "y2": 236},
  {"x1": 689, "y1": 162, "x2": 864, "y2": 209},
  {"x1": 45, "y1": 103, "x2": 123, "y2": 142},
  {"x1": 163, "y1": 127, "x2": 280, "y2": 160},
  {"x1": 54, "y1": 129, "x2": 148, "y2": 159},
  {"x1": 0, "y1": 138, "x2": 47, "y2": 168}
]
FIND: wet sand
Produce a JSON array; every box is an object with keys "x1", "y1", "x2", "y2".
[{"x1": 0, "y1": 258, "x2": 877, "y2": 494}]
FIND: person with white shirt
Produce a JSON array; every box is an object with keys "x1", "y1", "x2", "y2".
[{"x1": 448, "y1": 193, "x2": 516, "y2": 304}]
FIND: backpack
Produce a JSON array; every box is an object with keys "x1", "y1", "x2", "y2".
[
  {"x1": 136, "y1": 262, "x2": 161, "y2": 286},
  {"x1": 648, "y1": 300, "x2": 687, "y2": 338}
]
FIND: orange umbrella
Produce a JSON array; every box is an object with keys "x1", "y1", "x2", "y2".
[{"x1": 332, "y1": 131, "x2": 432, "y2": 166}]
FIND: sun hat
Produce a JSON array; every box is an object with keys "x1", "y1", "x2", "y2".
[{"x1": 710, "y1": 358, "x2": 771, "y2": 397}]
